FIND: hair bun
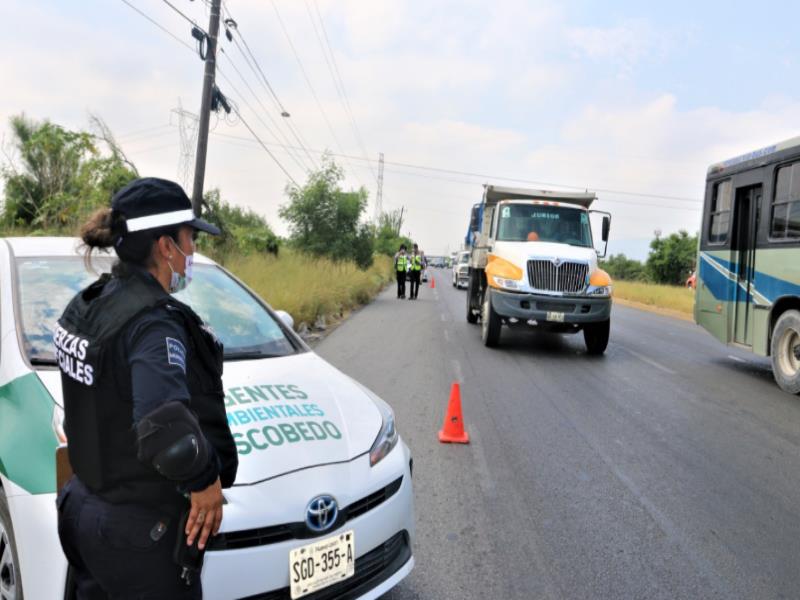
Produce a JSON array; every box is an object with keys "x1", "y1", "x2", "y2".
[{"x1": 80, "y1": 208, "x2": 117, "y2": 249}]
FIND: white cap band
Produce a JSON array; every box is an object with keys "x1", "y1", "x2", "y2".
[{"x1": 125, "y1": 209, "x2": 195, "y2": 233}]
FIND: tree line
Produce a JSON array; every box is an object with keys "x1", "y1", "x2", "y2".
[
  {"x1": 1, "y1": 114, "x2": 412, "y2": 269},
  {"x1": 602, "y1": 230, "x2": 698, "y2": 286}
]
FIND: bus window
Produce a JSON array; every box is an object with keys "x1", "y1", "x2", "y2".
[
  {"x1": 770, "y1": 162, "x2": 800, "y2": 239},
  {"x1": 708, "y1": 180, "x2": 732, "y2": 244}
]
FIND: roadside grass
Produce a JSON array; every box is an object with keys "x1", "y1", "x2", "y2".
[
  {"x1": 221, "y1": 250, "x2": 394, "y2": 327},
  {"x1": 613, "y1": 280, "x2": 695, "y2": 316}
]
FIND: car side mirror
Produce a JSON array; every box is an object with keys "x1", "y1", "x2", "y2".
[
  {"x1": 276, "y1": 310, "x2": 294, "y2": 330},
  {"x1": 602, "y1": 216, "x2": 610, "y2": 242}
]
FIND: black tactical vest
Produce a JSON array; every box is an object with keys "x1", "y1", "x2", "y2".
[{"x1": 57, "y1": 268, "x2": 238, "y2": 507}]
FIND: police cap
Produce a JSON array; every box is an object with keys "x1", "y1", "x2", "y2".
[{"x1": 112, "y1": 177, "x2": 221, "y2": 236}]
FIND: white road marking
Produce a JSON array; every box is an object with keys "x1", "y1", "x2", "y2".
[
  {"x1": 728, "y1": 355, "x2": 747, "y2": 364},
  {"x1": 451, "y1": 359, "x2": 464, "y2": 382},
  {"x1": 443, "y1": 330, "x2": 450, "y2": 342},
  {"x1": 621, "y1": 346, "x2": 677, "y2": 375},
  {"x1": 440, "y1": 313, "x2": 447, "y2": 322},
  {"x1": 468, "y1": 427, "x2": 496, "y2": 497}
]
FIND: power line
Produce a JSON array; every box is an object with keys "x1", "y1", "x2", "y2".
[
  {"x1": 115, "y1": 0, "x2": 692, "y2": 212},
  {"x1": 118, "y1": 0, "x2": 195, "y2": 51},
  {"x1": 308, "y1": 0, "x2": 376, "y2": 181},
  {"x1": 161, "y1": 0, "x2": 202, "y2": 27},
  {"x1": 205, "y1": 130, "x2": 701, "y2": 212},
  {"x1": 378, "y1": 160, "x2": 702, "y2": 204},
  {"x1": 220, "y1": 2, "x2": 319, "y2": 171},
  {"x1": 343, "y1": 161, "x2": 702, "y2": 212},
  {"x1": 231, "y1": 106, "x2": 300, "y2": 187},
  {"x1": 217, "y1": 53, "x2": 311, "y2": 174},
  {"x1": 202, "y1": 128, "x2": 702, "y2": 206},
  {"x1": 222, "y1": 37, "x2": 313, "y2": 172},
  {"x1": 268, "y1": 0, "x2": 365, "y2": 188},
  {"x1": 232, "y1": 36, "x2": 319, "y2": 171}
]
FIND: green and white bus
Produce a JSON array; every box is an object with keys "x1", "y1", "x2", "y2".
[{"x1": 696, "y1": 137, "x2": 800, "y2": 393}]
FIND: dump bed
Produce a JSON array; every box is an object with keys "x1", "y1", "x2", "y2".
[{"x1": 483, "y1": 184, "x2": 597, "y2": 209}]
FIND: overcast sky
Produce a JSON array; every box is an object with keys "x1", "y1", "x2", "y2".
[{"x1": 3, "y1": 0, "x2": 800, "y2": 258}]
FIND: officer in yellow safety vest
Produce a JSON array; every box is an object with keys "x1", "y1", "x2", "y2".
[
  {"x1": 408, "y1": 243, "x2": 423, "y2": 300},
  {"x1": 393, "y1": 244, "x2": 408, "y2": 299}
]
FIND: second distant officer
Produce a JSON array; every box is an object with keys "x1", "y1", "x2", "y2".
[
  {"x1": 394, "y1": 244, "x2": 408, "y2": 298},
  {"x1": 408, "y1": 244, "x2": 423, "y2": 300}
]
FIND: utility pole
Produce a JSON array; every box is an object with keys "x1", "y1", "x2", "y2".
[
  {"x1": 191, "y1": 0, "x2": 222, "y2": 216},
  {"x1": 397, "y1": 206, "x2": 404, "y2": 236},
  {"x1": 374, "y1": 152, "x2": 384, "y2": 222}
]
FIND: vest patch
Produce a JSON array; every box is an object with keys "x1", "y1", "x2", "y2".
[
  {"x1": 166, "y1": 337, "x2": 187, "y2": 372},
  {"x1": 54, "y1": 322, "x2": 95, "y2": 386}
]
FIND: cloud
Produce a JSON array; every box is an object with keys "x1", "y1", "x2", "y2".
[
  {"x1": 523, "y1": 94, "x2": 800, "y2": 241},
  {"x1": 567, "y1": 19, "x2": 687, "y2": 76}
]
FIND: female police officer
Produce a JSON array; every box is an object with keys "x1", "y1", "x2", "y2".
[{"x1": 55, "y1": 178, "x2": 238, "y2": 598}]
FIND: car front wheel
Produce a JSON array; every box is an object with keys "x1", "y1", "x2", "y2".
[{"x1": 0, "y1": 489, "x2": 23, "y2": 600}]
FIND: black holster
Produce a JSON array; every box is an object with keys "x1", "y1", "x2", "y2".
[{"x1": 173, "y1": 509, "x2": 206, "y2": 585}]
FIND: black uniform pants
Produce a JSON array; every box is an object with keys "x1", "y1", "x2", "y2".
[
  {"x1": 409, "y1": 271, "x2": 421, "y2": 298},
  {"x1": 57, "y1": 477, "x2": 200, "y2": 600},
  {"x1": 396, "y1": 271, "x2": 406, "y2": 297}
]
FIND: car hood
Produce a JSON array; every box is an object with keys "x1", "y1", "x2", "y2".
[{"x1": 36, "y1": 352, "x2": 384, "y2": 485}]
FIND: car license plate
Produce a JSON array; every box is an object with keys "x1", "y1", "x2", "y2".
[
  {"x1": 546, "y1": 311, "x2": 565, "y2": 323},
  {"x1": 289, "y1": 530, "x2": 355, "y2": 599}
]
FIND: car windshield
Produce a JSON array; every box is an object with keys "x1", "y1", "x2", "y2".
[
  {"x1": 15, "y1": 257, "x2": 297, "y2": 365},
  {"x1": 459, "y1": 253, "x2": 469, "y2": 264},
  {"x1": 496, "y1": 203, "x2": 592, "y2": 247}
]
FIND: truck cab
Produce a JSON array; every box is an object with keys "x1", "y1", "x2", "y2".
[{"x1": 465, "y1": 185, "x2": 612, "y2": 352}]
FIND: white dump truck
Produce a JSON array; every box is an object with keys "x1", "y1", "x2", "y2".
[{"x1": 465, "y1": 184, "x2": 612, "y2": 353}]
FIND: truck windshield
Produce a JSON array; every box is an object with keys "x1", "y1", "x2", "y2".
[{"x1": 496, "y1": 203, "x2": 592, "y2": 247}]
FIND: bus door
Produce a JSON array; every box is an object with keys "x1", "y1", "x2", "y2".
[{"x1": 731, "y1": 184, "x2": 761, "y2": 345}]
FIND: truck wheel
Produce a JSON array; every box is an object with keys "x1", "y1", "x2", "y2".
[
  {"x1": 466, "y1": 274, "x2": 478, "y2": 324},
  {"x1": 481, "y1": 291, "x2": 502, "y2": 347},
  {"x1": 0, "y1": 488, "x2": 23, "y2": 600},
  {"x1": 771, "y1": 310, "x2": 800, "y2": 394},
  {"x1": 584, "y1": 319, "x2": 610, "y2": 355}
]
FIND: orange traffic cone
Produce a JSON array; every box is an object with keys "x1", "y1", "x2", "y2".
[
  {"x1": 430, "y1": 276, "x2": 436, "y2": 289},
  {"x1": 438, "y1": 382, "x2": 469, "y2": 443}
]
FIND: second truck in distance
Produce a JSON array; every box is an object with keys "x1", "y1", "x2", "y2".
[{"x1": 464, "y1": 184, "x2": 613, "y2": 353}]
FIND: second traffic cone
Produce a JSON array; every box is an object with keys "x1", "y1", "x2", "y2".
[
  {"x1": 430, "y1": 276, "x2": 436, "y2": 289},
  {"x1": 438, "y1": 382, "x2": 469, "y2": 443}
]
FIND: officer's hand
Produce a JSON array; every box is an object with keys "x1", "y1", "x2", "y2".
[{"x1": 186, "y1": 477, "x2": 223, "y2": 550}]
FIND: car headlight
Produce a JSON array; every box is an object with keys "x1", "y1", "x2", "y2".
[
  {"x1": 587, "y1": 285, "x2": 612, "y2": 296},
  {"x1": 369, "y1": 396, "x2": 399, "y2": 467},
  {"x1": 492, "y1": 276, "x2": 521, "y2": 290}
]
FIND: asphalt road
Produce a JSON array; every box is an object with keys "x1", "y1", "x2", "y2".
[{"x1": 315, "y1": 270, "x2": 800, "y2": 600}]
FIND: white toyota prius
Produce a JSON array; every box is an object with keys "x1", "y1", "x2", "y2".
[{"x1": 0, "y1": 237, "x2": 414, "y2": 600}]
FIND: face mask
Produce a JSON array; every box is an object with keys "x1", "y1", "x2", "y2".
[{"x1": 167, "y1": 238, "x2": 194, "y2": 294}]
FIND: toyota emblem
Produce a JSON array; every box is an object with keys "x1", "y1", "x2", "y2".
[{"x1": 305, "y1": 495, "x2": 339, "y2": 533}]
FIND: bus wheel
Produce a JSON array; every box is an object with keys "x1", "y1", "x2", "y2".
[
  {"x1": 481, "y1": 291, "x2": 502, "y2": 347},
  {"x1": 584, "y1": 320, "x2": 610, "y2": 355},
  {"x1": 771, "y1": 310, "x2": 800, "y2": 394},
  {"x1": 0, "y1": 488, "x2": 23, "y2": 600}
]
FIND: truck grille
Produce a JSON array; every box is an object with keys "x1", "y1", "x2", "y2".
[{"x1": 527, "y1": 260, "x2": 588, "y2": 294}]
